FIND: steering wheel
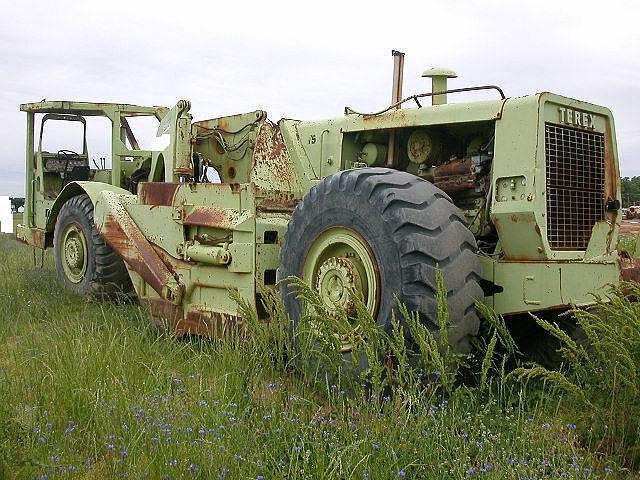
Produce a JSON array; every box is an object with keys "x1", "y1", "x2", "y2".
[
  {"x1": 57, "y1": 149, "x2": 80, "y2": 157},
  {"x1": 57, "y1": 149, "x2": 81, "y2": 174}
]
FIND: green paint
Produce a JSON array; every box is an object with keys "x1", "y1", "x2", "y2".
[
  {"x1": 60, "y1": 223, "x2": 88, "y2": 284},
  {"x1": 302, "y1": 227, "x2": 379, "y2": 316},
  {"x1": 17, "y1": 71, "x2": 626, "y2": 323}
]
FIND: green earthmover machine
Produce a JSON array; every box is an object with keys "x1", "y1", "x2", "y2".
[{"x1": 17, "y1": 54, "x2": 638, "y2": 354}]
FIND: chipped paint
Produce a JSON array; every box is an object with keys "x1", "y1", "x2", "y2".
[
  {"x1": 96, "y1": 192, "x2": 184, "y2": 304},
  {"x1": 256, "y1": 191, "x2": 298, "y2": 213},
  {"x1": 434, "y1": 177, "x2": 477, "y2": 193},
  {"x1": 183, "y1": 206, "x2": 239, "y2": 229},
  {"x1": 143, "y1": 297, "x2": 242, "y2": 337},
  {"x1": 18, "y1": 227, "x2": 47, "y2": 248},
  {"x1": 139, "y1": 182, "x2": 180, "y2": 206},
  {"x1": 362, "y1": 109, "x2": 410, "y2": 128},
  {"x1": 250, "y1": 121, "x2": 300, "y2": 193},
  {"x1": 620, "y1": 256, "x2": 640, "y2": 282}
]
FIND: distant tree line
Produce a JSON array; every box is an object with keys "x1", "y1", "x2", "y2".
[{"x1": 622, "y1": 177, "x2": 640, "y2": 207}]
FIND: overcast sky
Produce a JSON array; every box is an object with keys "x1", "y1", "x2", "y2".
[{"x1": 1, "y1": 0, "x2": 639, "y2": 196}]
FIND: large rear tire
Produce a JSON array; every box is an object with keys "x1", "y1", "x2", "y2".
[
  {"x1": 53, "y1": 194, "x2": 132, "y2": 298},
  {"x1": 278, "y1": 167, "x2": 483, "y2": 354}
]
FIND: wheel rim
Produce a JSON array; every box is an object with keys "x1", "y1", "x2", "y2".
[
  {"x1": 61, "y1": 223, "x2": 88, "y2": 284},
  {"x1": 302, "y1": 227, "x2": 380, "y2": 346}
]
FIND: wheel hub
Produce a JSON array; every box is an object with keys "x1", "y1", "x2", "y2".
[
  {"x1": 316, "y1": 257, "x2": 362, "y2": 314},
  {"x1": 65, "y1": 237, "x2": 84, "y2": 269},
  {"x1": 61, "y1": 224, "x2": 88, "y2": 284}
]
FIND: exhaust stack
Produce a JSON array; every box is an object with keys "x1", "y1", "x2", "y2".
[
  {"x1": 391, "y1": 50, "x2": 405, "y2": 107},
  {"x1": 387, "y1": 50, "x2": 405, "y2": 167},
  {"x1": 422, "y1": 67, "x2": 457, "y2": 105}
]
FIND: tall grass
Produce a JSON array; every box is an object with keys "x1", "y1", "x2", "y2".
[
  {"x1": 0, "y1": 234, "x2": 632, "y2": 479},
  {"x1": 617, "y1": 234, "x2": 638, "y2": 258},
  {"x1": 510, "y1": 283, "x2": 640, "y2": 468}
]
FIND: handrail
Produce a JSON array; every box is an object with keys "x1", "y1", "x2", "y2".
[{"x1": 344, "y1": 85, "x2": 506, "y2": 116}]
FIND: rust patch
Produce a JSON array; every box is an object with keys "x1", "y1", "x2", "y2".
[
  {"x1": 620, "y1": 255, "x2": 640, "y2": 282},
  {"x1": 535, "y1": 224, "x2": 542, "y2": 237},
  {"x1": 143, "y1": 297, "x2": 182, "y2": 323},
  {"x1": 139, "y1": 182, "x2": 180, "y2": 206},
  {"x1": 181, "y1": 182, "x2": 236, "y2": 193},
  {"x1": 362, "y1": 109, "x2": 410, "y2": 128},
  {"x1": 434, "y1": 159, "x2": 473, "y2": 177},
  {"x1": 183, "y1": 207, "x2": 238, "y2": 229},
  {"x1": 257, "y1": 191, "x2": 299, "y2": 213},
  {"x1": 18, "y1": 228, "x2": 48, "y2": 248},
  {"x1": 193, "y1": 112, "x2": 258, "y2": 132},
  {"x1": 33, "y1": 228, "x2": 46, "y2": 248},
  {"x1": 100, "y1": 210, "x2": 181, "y2": 302},
  {"x1": 250, "y1": 121, "x2": 297, "y2": 191},
  {"x1": 433, "y1": 177, "x2": 476, "y2": 193},
  {"x1": 143, "y1": 297, "x2": 243, "y2": 337},
  {"x1": 604, "y1": 121, "x2": 617, "y2": 205},
  {"x1": 256, "y1": 199, "x2": 298, "y2": 213},
  {"x1": 152, "y1": 244, "x2": 194, "y2": 269},
  {"x1": 181, "y1": 309, "x2": 243, "y2": 336},
  {"x1": 425, "y1": 160, "x2": 478, "y2": 194}
]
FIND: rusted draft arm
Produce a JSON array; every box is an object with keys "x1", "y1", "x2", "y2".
[{"x1": 93, "y1": 191, "x2": 184, "y2": 304}]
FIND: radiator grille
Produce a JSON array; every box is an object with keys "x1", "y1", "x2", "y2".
[{"x1": 545, "y1": 123, "x2": 605, "y2": 250}]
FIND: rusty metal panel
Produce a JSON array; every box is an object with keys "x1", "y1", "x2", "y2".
[
  {"x1": 256, "y1": 190, "x2": 298, "y2": 213},
  {"x1": 183, "y1": 206, "x2": 240, "y2": 229},
  {"x1": 139, "y1": 182, "x2": 180, "y2": 206},
  {"x1": 143, "y1": 298, "x2": 242, "y2": 337},
  {"x1": 620, "y1": 256, "x2": 640, "y2": 282},
  {"x1": 94, "y1": 191, "x2": 184, "y2": 304},
  {"x1": 250, "y1": 121, "x2": 301, "y2": 194},
  {"x1": 430, "y1": 159, "x2": 477, "y2": 193},
  {"x1": 15, "y1": 227, "x2": 47, "y2": 248}
]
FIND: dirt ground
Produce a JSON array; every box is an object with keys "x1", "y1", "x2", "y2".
[{"x1": 620, "y1": 220, "x2": 640, "y2": 234}]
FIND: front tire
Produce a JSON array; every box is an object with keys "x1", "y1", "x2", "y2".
[
  {"x1": 278, "y1": 168, "x2": 483, "y2": 354},
  {"x1": 54, "y1": 194, "x2": 132, "y2": 298}
]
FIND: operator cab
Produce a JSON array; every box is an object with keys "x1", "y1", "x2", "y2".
[
  {"x1": 37, "y1": 113, "x2": 90, "y2": 200},
  {"x1": 19, "y1": 101, "x2": 170, "y2": 245}
]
